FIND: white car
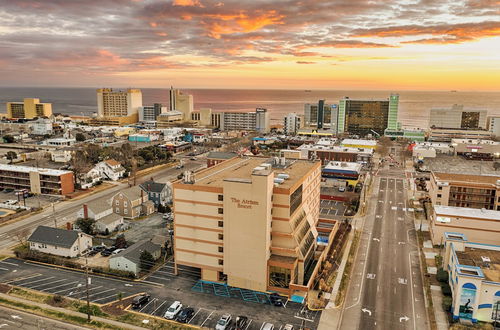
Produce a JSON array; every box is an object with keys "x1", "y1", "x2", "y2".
[
  {"x1": 338, "y1": 186, "x2": 346, "y2": 192},
  {"x1": 215, "y1": 314, "x2": 231, "y2": 330},
  {"x1": 111, "y1": 248, "x2": 125, "y2": 255},
  {"x1": 262, "y1": 323, "x2": 274, "y2": 330},
  {"x1": 4, "y1": 200, "x2": 18, "y2": 205},
  {"x1": 164, "y1": 301, "x2": 182, "y2": 319}
]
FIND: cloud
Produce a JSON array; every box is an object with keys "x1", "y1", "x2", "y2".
[{"x1": 296, "y1": 61, "x2": 315, "y2": 64}]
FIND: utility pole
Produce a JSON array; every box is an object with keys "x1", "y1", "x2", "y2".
[
  {"x1": 52, "y1": 203, "x2": 57, "y2": 228},
  {"x1": 85, "y1": 256, "x2": 91, "y2": 322}
]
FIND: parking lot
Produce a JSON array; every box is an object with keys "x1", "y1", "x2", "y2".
[
  {"x1": 319, "y1": 199, "x2": 346, "y2": 219},
  {"x1": 0, "y1": 189, "x2": 60, "y2": 209},
  {"x1": 0, "y1": 258, "x2": 321, "y2": 329}
]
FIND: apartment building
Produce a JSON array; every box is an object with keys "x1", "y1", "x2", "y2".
[
  {"x1": 442, "y1": 233, "x2": 500, "y2": 324},
  {"x1": 220, "y1": 109, "x2": 270, "y2": 133},
  {"x1": 0, "y1": 164, "x2": 74, "y2": 195},
  {"x1": 173, "y1": 156, "x2": 322, "y2": 298},
  {"x1": 6, "y1": 98, "x2": 52, "y2": 119},
  {"x1": 93, "y1": 88, "x2": 142, "y2": 126},
  {"x1": 139, "y1": 103, "x2": 165, "y2": 122},
  {"x1": 191, "y1": 109, "x2": 221, "y2": 128},
  {"x1": 429, "y1": 105, "x2": 487, "y2": 129},
  {"x1": 304, "y1": 101, "x2": 338, "y2": 133},
  {"x1": 429, "y1": 128, "x2": 492, "y2": 142},
  {"x1": 487, "y1": 116, "x2": 500, "y2": 137},
  {"x1": 169, "y1": 87, "x2": 193, "y2": 121},
  {"x1": 284, "y1": 113, "x2": 302, "y2": 135}
]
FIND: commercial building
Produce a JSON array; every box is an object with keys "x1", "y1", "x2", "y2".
[
  {"x1": 191, "y1": 110, "x2": 221, "y2": 128},
  {"x1": 338, "y1": 94, "x2": 399, "y2": 136},
  {"x1": 340, "y1": 139, "x2": 377, "y2": 149},
  {"x1": 44, "y1": 138, "x2": 76, "y2": 147},
  {"x1": 304, "y1": 101, "x2": 338, "y2": 133},
  {"x1": 28, "y1": 226, "x2": 92, "y2": 258},
  {"x1": 0, "y1": 164, "x2": 74, "y2": 195},
  {"x1": 283, "y1": 113, "x2": 302, "y2": 135},
  {"x1": 452, "y1": 139, "x2": 500, "y2": 160},
  {"x1": 169, "y1": 87, "x2": 193, "y2": 121},
  {"x1": 94, "y1": 88, "x2": 142, "y2": 126},
  {"x1": 220, "y1": 109, "x2": 270, "y2": 132},
  {"x1": 321, "y1": 161, "x2": 363, "y2": 186},
  {"x1": 442, "y1": 233, "x2": 500, "y2": 324},
  {"x1": 6, "y1": 98, "x2": 52, "y2": 119},
  {"x1": 427, "y1": 156, "x2": 500, "y2": 210},
  {"x1": 173, "y1": 156, "x2": 323, "y2": 299},
  {"x1": 156, "y1": 111, "x2": 183, "y2": 128},
  {"x1": 139, "y1": 103, "x2": 165, "y2": 122},
  {"x1": 487, "y1": 116, "x2": 500, "y2": 137},
  {"x1": 412, "y1": 142, "x2": 453, "y2": 159},
  {"x1": 430, "y1": 205, "x2": 500, "y2": 245},
  {"x1": 429, "y1": 128, "x2": 492, "y2": 142},
  {"x1": 297, "y1": 143, "x2": 373, "y2": 164},
  {"x1": 206, "y1": 152, "x2": 238, "y2": 168},
  {"x1": 31, "y1": 118, "x2": 53, "y2": 135},
  {"x1": 429, "y1": 105, "x2": 487, "y2": 130}
]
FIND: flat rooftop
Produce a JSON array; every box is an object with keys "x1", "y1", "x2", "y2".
[
  {"x1": 324, "y1": 161, "x2": 362, "y2": 172},
  {"x1": 0, "y1": 164, "x2": 72, "y2": 176},
  {"x1": 425, "y1": 155, "x2": 500, "y2": 178},
  {"x1": 455, "y1": 246, "x2": 500, "y2": 282},
  {"x1": 434, "y1": 205, "x2": 500, "y2": 220},
  {"x1": 192, "y1": 156, "x2": 318, "y2": 189},
  {"x1": 298, "y1": 144, "x2": 373, "y2": 154},
  {"x1": 341, "y1": 139, "x2": 377, "y2": 146}
]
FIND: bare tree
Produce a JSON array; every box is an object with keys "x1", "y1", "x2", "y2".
[{"x1": 10, "y1": 228, "x2": 31, "y2": 247}]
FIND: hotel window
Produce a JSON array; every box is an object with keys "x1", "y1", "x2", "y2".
[
  {"x1": 218, "y1": 259, "x2": 224, "y2": 265},
  {"x1": 218, "y1": 208, "x2": 224, "y2": 214},
  {"x1": 218, "y1": 221, "x2": 223, "y2": 227},
  {"x1": 218, "y1": 246, "x2": 224, "y2": 253},
  {"x1": 218, "y1": 195, "x2": 223, "y2": 201},
  {"x1": 437, "y1": 194, "x2": 442, "y2": 198},
  {"x1": 438, "y1": 186, "x2": 442, "y2": 190},
  {"x1": 218, "y1": 233, "x2": 224, "y2": 240},
  {"x1": 124, "y1": 201, "x2": 128, "y2": 207}
]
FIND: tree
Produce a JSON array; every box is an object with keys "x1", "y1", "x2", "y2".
[
  {"x1": 75, "y1": 133, "x2": 86, "y2": 142},
  {"x1": 140, "y1": 250, "x2": 155, "y2": 271},
  {"x1": 494, "y1": 162, "x2": 500, "y2": 171},
  {"x1": 10, "y1": 228, "x2": 31, "y2": 247},
  {"x1": 115, "y1": 234, "x2": 127, "y2": 249},
  {"x1": 75, "y1": 218, "x2": 96, "y2": 235},
  {"x1": 6, "y1": 151, "x2": 17, "y2": 164},
  {"x1": 3, "y1": 135, "x2": 14, "y2": 143}
]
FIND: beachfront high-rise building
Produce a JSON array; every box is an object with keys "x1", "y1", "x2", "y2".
[
  {"x1": 139, "y1": 103, "x2": 166, "y2": 122},
  {"x1": 303, "y1": 101, "x2": 338, "y2": 133},
  {"x1": 173, "y1": 156, "x2": 324, "y2": 297},
  {"x1": 220, "y1": 109, "x2": 270, "y2": 133},
  {"x1": 283, "y1": 113, "x2": 302, "y2": 135},
  {"x1": 6, "y1": 98, "x2": 52, "y2": 119},
  {"x1": 487, "y1": 116, "x2": 500, "y2": 137},
  {"x1": 169, "y1": 87, "x2": 193, "y2": 121},
  {"x1": 255, "y1": 108, "x2": 270, "y2": 133},
  {"x1": 93, "y1": 88, "x2": 142, "y2": 126},
  {"x1": 338, "y1": 94, "x2": 399, "y2": 136},
  {"x1": 429, "y1": 105, "x2": 487, "y2": 130}
]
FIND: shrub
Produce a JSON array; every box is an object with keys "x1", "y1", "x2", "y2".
[
  {"x1": 436, "y1": 268, "x2": 449, "y2": 283},
  {"x1": 78, "y1": 304, "x2": 107, "y2": 317},
  {"x1": 441, "y1": 283, "x2": 452, "y2": 296},
  {"x1": 442, "y1": 296, "x2": 452, "y2": 312}
]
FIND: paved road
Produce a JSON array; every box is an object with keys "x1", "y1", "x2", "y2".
[
  {"x1": 339, "y1": 148, "x2": 428, "y2": 329},
  {"x1": 0, "y1": 159, "x2": 205, "y2": 251},
  {"x1": 0, "y1": 304, "x2": 89, "y2": 330}
]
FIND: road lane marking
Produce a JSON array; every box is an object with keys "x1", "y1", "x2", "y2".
[
  {"x1": 409, "y1": 252, "x2": 417, "y2": 330},
  {"x1": 361, "y1": 308, "x2": 372, "y2": 316}
]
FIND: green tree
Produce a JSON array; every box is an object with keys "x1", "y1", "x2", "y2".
[
  {"x1": 6, "y1": 151, "x2": 17, "y2": 163},
  {"x1": 75, "y1": 133, "x2": 86, "y2": 142},
  {"x1": 3, "y1": 135, "x2": 14, "y2": 143},
  {"x1": 75, "y1": 217, "x2": 96, "y2": 235},
  {"x1": 140, "y1": 250, "x2": 155, "y2": 271}
]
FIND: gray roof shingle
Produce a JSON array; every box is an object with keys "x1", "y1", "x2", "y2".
[
  {"x1": 110, "y1": 240, "x2": 161, "y2": 264},
  {"x1": 28, "y1": 226, "x2": 84, "y2": 248},
  {"x1": 139, "y1": 181, "x2": 167, "y2": 193}
]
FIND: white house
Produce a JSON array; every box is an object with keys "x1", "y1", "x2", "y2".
[
  {"x1": 77, "y1": 167, "x2": 102, "y2": 189},
  {"x1": 95, "y1": 159, "x2": 125, "y2": 181},
  {"x1": 77, "y1": 200, "x2": 123, "y2": 234},
  {"x1": 31, "y1": 118, "x2": 53, "y2": 136},
  {"x1": 28, "y1": 226, "x2": 92, "y2": 258},
  {"x1": 109, "y1": 240, "x2": 161, "y2": 276}
]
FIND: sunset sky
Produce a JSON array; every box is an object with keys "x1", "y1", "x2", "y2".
[{"x1": 1, "y1": 0, "x2": 499, "y2": 90}]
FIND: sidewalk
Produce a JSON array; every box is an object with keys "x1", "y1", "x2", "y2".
[{"x1": 0, "y1": 292, "x2": 148, "y2": 330}]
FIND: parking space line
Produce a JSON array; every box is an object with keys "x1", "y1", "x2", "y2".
[
  {"x1": 152, "y1": 300, "x2": 167, "y2": 316},
  {"x1": 200, "y1": 310, "x2": 214, "y2": 327},
  {"x1": 53, "y1": 283, "x2": 83, "y2": 295},
  {"x1": 260, "y1": 322, "x2": 265, "y2": 330},
  {"x1": 88, "y1": 288, "x2": 115, "y2": 299},
  {"x1": 0, "y1": 267, "x2": 8, "y2": 271},
  {"x1": 92, "y1": 292, "x2": 118, "y2": 303},
  {"x1": 29, "y1": 278, "x2": 67, "y2": 289},
  {"x1": 5, "y1": 273, "x2": 42, "y2": 284},
  {"x1": 41, "y1": 281, "x2": 80, "y2": 292},
  {"x1": 188, "y1": 308, "x2": 201, "y2": 324},
  {"x1": 139, "y1": 298, "x2": 157, "y2": 313},
  {"x1": 278, "y1": 325, "x2": 283, "y2": 330},
  {"x1": 0, "y1": 261, "x2": 19, "y2": 267},
  {"x1": 244, "y1": 319, "x2": 252, "y2": 330},
  {"x1": 147, "y1": 275, "x2": 171, "y2": 281},
  {"x1": 15, "y1": 276, "x2": 55, "y2": 286}
]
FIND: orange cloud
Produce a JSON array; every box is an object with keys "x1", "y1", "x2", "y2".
[
  {"x1": 204, "y1": 11, "x2": 285, "y2": 38},
  {"x1": 173, "y1": 0, "x2": 203, "y2": 7}
]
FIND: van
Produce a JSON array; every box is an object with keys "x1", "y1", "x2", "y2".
[{"x1": 164, "y1": 301, "x2": 182, "y2": 319}]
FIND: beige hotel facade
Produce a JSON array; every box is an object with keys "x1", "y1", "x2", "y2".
[{"x1": 173, "y1": 156, "x2": 322, "y2": 298}]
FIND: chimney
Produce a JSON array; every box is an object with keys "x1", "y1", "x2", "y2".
[
  {"x1": 66, "y1": 222, "x2": 72, "y2": 230},
  {"x1": 83, "y1": 204, "x2": 88, "y2": 218}
]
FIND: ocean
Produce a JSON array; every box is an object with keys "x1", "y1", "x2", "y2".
[{"x1": 1, "y1": 87, "x2": 500, "y2": 129}]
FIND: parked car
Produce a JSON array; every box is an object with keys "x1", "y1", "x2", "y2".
[
  {"x1": 164, "y1": 301, "x2": 182, "y2": 319},
  {"x1": 4, "y1": 200, "x2": 18, "y2": 205},
  {"x1": 269, "y1": 293, "x2": 284, "y2": 307},
  {"x1": 86, "y1": 249, "x2": 99, "y2": 257},
  {"x1": 162, "y1": 213, "x2": 172, "y2": 220},
  {"x1": 4, "y1": 188, "x2": 14, "y2": 193},
  {"x1": 190, "y1": 157, "x2": 196, "y2": 161},
  {"x1": 100, "y1": 247, "x2": 116, "y2": 256},
  {"x1": 112, "y1": 248, "x2": 125, "y2": 255},
  {"x1": 261, "y1": 323, "x2": 274, "y2": 330},
  {"x1": 175, "y1": 164, "x2": 184, "y2": 169},
  {"x1": 131, "y1": 294, "x2": 150, "y2": 309},
  {"x1": 283, "y1": 324, "x2": 294, "y2": 330},
  {"x1": 92, "y1": 245, "x2": 106, "y2": 252},
  {"x1": 215, "y1": 314, "x2": 232, "y2": 330},
  {"x1": 176, "y1": 307, "x2": 194, "y2": 323},
  {"x1": 338, "y1": 186, "x2": 346, "y2": 192}
]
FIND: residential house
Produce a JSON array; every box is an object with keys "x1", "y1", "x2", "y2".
[
  {"x1": 139, "y1": 180, "x2": 171, "y2": 206},
  {"x1": 95, "y1": 159, "x2": 125, "y2": 181},
  {"x1": 112, "y1": 185, "x2": 154, "y2": 219},
  {"x1": 109, "y1": 240, "x2": 161, "y2": 276},
  {"x1": 77, "y1": 167, "x2": 102, "y2": 189},
  {"x1": 76, "y1": 200, "x2": 124, "y2": 234},
  {"x1": 51, "y1": 149, "x2": 73, "y2": 163},
  {"x1": 28, "y1": 225, "x2": 92, "y2": 258}
]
